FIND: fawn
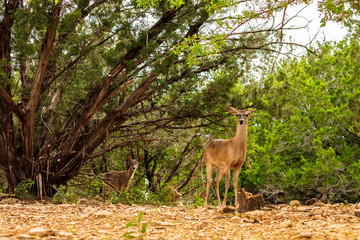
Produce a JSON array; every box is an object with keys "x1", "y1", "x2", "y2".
[{"x1": 101, "y1": 156, "x2": 142, "y2": 197}]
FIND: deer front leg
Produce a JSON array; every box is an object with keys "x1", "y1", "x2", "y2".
[
  {"x1": 214, "y1": 168, "x2": 224, "y2": 207},
  {"x1": 233, "y1": 168, "x2": 241, "y2": 208},
  {"x1": 204, "y1": 164, "x2": 214, "y2": 207},
  {"x1": 222, "y1": 168, "x2": 231, "y2": 207},
  {"x1": 101, "y1": 185, "x2": 107, "y2": 198}
]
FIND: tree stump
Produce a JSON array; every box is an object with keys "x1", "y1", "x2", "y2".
[{"x1": 237, "y1": 188, "x2": 265, "y2": 212}]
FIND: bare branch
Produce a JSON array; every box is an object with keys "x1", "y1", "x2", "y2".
[{"x1": 271, "y1": 5, "x2": 287, "y2": 73}]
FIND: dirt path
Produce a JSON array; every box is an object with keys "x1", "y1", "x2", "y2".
[{"x1": 0, "y1": 198, "x2": 360, "y2": 239}]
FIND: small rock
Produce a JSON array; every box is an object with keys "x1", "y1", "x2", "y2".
[
  {"x1": 170, "y1": 202, "x2": 183, "y2": 207},
  {"x1": 328, "y1": 224, "x2": 347, "y2": 229},
  {"x1": 281, "y1": 220, "x2": 293, "y2": 228},
  {"x1": 29, "y1": 227, "x2": 55, "y2": 237},
  {"x1": 297, "y1": 206, "x2": 313, "y2": 212},
  {"x1": 243, "y1": 218, "x2": 260, "y2": 224},
  {"x1": 152, "y1": 220, "x2": 176, "y2": 226},
  {"x1": 196, "y1": 221, "x2": 210, "y2": 230},
  {"x1": 12, "y1": 234, "x2": 33, "y2": 239},
  {"x1": 313, "y1": 202, "x2": 325, "y2": 207},
  {"x1": 299, "y1": 232, "x2": 312, "y2": 238},
  {"x1": 94, "y1": 210, "x2": 112, "y2": 218},
  {"x1": 244, "y1": 210, "x2": 265, "y2": 216},
  {"x1": 355, "y1": 210, "x2": 360, "y2": 218},
  {"x1": 221, "y1": 206, "x2": 236, "y2": 213},
  {"x1": 57, "y1": 230, "x2": 73, "y2": 237},
  {"x1": 352, "y1": 224, "x2": 360, "y2": 229},
  {"x1": 305, "y1": 198, "x2": 319, "y2": 206},
  {"x1": 290, "y1": 200, "x2": 301, "y2": 206}
]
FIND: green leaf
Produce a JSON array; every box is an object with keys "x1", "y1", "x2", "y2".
[
  {"x1": 121, "y1": 232, "x2": 135, "y2": 239},
  {"x1": 141, "y1": 221, "x2": 151, "y2": 233},
  {"x1": 137, "y1": 211, "x2": 143, "y2": 225},
  {"x1": 125, "y1": 222, "x2": 138, "y2": 228}
]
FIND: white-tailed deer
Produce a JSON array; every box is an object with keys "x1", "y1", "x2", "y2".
[
  {"x1": 204, "y1": 107, "x2": 256, "y2": 207},
  {"x1": 101, "y1": 156, "x2": 142, "y2": 197}
]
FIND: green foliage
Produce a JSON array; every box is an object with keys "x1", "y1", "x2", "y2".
[
  {"x1": 317, "y1": 0, "x2": 360, "y2": 25},
  {"x1": 192, "y1": 194, "x2": 204, "y2": 207},
  {"x1": 0, "y1": 173, "x2": 7, "y2": 194},
  {"x1": 52, "y1": 185, "x2": 79, "y2": 204},
  {"x1": 173, "y1": 34, "x2": 226, "y2": 67},
  {"x1": 153, "y1": 186, "x2": 180, "y2": 205},
  {"x1": 242, "y1": 38, "x2": 360, "y2": 203},
  {"x1": 106, "y1": 188, "x2": 148, "y2": 205},
  {"x1": 121, "y1": 211, "x2": 151, "y2": 239},
  {"x1": 5, "y1": 0, "x2": 359, "y2": 205},
  {"x1": 14, "y1": 179, "x2": 35, "y2": 199},
  {"x1": 135, "y1": 0, "x2": 237, "y2": 11}
]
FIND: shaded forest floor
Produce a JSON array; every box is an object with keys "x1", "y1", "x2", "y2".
[{"x1": 1, "y1": 197, "x2": 360, "y2": 240}]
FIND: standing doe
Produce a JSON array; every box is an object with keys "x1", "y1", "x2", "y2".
[
  {"x1": 101, "y1": 156, "x2": 142, "y2": 197},
  {"x1": 204, "y1": 107, "x2": 256, "y2": 207}
]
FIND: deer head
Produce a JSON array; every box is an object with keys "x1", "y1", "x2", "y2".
[
  {"x1": 127, "y1": 156, "x2": 142, "y2": 171},
  {"x1": 228, "y1": 107, "x2": 256, "y2": 125}
]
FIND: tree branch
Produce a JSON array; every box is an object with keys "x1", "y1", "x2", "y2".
[
  {"x1": 23, "y1": 3, "x2": 61, "y2": 162},
  {"x1": 0, "y1": 85, "x2": 25, "y2": 122}
]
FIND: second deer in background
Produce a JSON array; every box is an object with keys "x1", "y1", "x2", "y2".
[{"x1": 101, "y1": 156, "x2": 142, "y2": 198}]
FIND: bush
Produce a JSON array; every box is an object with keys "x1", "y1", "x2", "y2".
[
  {"x1": 14, "y1": 179, "x2": 34, "y2": 199},
  {"x1": 52, "y1": 185, "x2": 78, "y2": 204}
]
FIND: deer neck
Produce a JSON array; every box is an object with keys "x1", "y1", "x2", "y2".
[
  {"x1": 233, "y1": 120, "x2": 248, "y2": 145},
  {"x1": 126, "y1": 168, "x2": 136, "y2": 179}
]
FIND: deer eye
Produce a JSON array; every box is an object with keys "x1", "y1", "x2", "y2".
[
  {"x1": 245, "y1": 114, "x2": 248, "y2": 117},
  {"x1": 236, "y1": 113, "x2": 239, "y2": 116}
]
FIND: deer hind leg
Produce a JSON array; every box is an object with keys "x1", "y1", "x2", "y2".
[
  {"x1": 204, "y1": 164, "x2": 214, "y2": 207},
  {"x1": 214, "y1": 167, "x2": 225, "y2": 207},
  {"x1": 233, "y1": 168, "x2": 241, "y2": 208},
  {"x1": 222, "y1": 167, "x2": 231, "y2": 207}
]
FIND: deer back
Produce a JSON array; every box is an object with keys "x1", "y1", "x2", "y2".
[
  {"x1": 103, "y1": 157, "x2": 141, "y2": 190},
  {"x1": 103, "y1": 170, "x2": 130, "y2": 190}
]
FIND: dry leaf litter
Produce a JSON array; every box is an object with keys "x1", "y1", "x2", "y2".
[{"x1": 0, "y1": 198, "x2": 360, "y2": 239}]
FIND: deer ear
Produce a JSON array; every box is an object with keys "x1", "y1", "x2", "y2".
[
  {"x1": 248, "y1": 108, "x2": 256, "y2": 115},
  {"x1": 228, "y1": 107, "x2": 236, "y2": 115},
  {"x1": 138, "y1": 156, "x2": 143, "y2": 161}
]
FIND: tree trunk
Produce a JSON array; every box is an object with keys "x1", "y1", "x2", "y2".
[
  {"x1": 34, "y1": 8, "x2": 183, "y2": 196},
  {"x1": 0, "y1": 2, "x2": 213, "y2": 198},
  {"x1": 0, "y1": 0, "x2": 22, "y2": 192},
  {"x1": 0, "y1": 1, "x2": 61, "y2": 194},
  {"x1": 144, "y1": 149, "x2": 158, "y2": 193}
]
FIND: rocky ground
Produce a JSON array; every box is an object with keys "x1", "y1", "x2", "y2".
[{"x1": 0, "y1": 197, "x2": 360, "y2": 240}]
